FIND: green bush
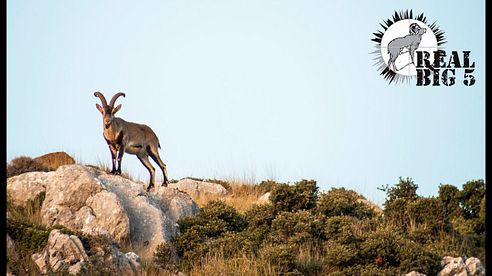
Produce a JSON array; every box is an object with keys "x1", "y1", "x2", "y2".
[
  {"x1": 360, "y1": 226, "x2": 406, "y2": 267},
  {"x1": 324, "y1": 216, "x2": 360, "y2": 245},
  {"x1": 270, "y1": 179, "x2": 318, "y2": 212},
  {"x1": 245, "y1": 203, "x2": 276, "y2": 227},
  {"x1": 382, "y1": 177, "x2": 419, "y2": 226},
  {"x1": 154, "y1": 242, "x2": 178, "y2": 271},
  {"x1": 270, "y1": 210, "x2": 326, "y2": 245},
  {"x1": 257, "y1": 179, "x2": 281, "y2": 193},
  {"x1": 407, "y1": 197, "x2": 448, "y2": 234},
  {"x1": 259, "y1": 244, "x2": 298, "y2": 274},
  {"x1": 323, "y1": 240, "x2": 358, "y2": 267},
  {"x1": 397, "y1": 239, "x2": 441, "y2": 275},
  {"x1": 316, "y1": 188, "x2": 375, "y2": 219},
  {"x1": 178, "y1": 200, "x2": 247, "y2": 236},
  {"x1": 460, "y1": 179, "x2": 485, "y2": 219},
  {"x1": 7, "y1": 156, "x2": 50, "y2": 178},
  {"x1": 6, "y1": 219, "x2": 50, "y2": 255},
  {"x1": 438, "y1": 184, "x2": 462, "y2": 218}
]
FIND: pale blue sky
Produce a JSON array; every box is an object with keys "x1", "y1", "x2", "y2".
[{"x1": 7, "y1": 1, "x2": 485, "y2": 205}]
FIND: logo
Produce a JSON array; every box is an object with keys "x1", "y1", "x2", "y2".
[{"x1": 372, "y1": 10, "x2": 475, "y2": 86}]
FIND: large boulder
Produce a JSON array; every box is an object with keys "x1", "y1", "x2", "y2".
[
  {"x1": 169, "y1": 178, "x2": 228, "y2": 199},
  {"x1": 7, "y1": 171, "x2": 54, "y2": 205},
  {"x1": 7, "y1": 164, "x2": 199, "y2": 261}
]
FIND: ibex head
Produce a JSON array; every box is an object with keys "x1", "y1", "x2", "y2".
[{"x1": 94, "y1": 92, "x2": 126, "y2": 128}]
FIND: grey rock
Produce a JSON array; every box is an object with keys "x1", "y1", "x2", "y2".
[
  {"x1": 256, "y1": 192, "x2": 271, "y2": 204},
  {"x1": 31, "y1": 229, "x2": 89, "y2": 274},
  {"x1": 465, "y1": 257, "x2": 485, "y2": 276},
  {"x1": 438, "y1": 256, "x2": 467, "y2": 276},
  {"x1": 169, "y1": 178, "x2": 228, "y2": 199},
  {"x1": 9, "y1": 164, "x2": 199, "y2": 261}
]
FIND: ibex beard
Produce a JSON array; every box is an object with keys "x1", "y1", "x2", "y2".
[{"x1": 94, "y1": 91, "x2": 170, "y2": 191}]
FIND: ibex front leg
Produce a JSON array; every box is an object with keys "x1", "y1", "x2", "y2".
[
  {"x1": 109, "y1": 144, "x2": 118, "y2": 174},
  {"x1": 116, "y1": 146, "x2": 124, "y2": 175}
]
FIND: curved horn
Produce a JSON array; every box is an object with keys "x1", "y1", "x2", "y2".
[
  {"x1": 109, "y1": 92, "x2": 126, "y2": 108},
  {"x1": 94, "y1": 91, "x2": 108, "y2": 107}
]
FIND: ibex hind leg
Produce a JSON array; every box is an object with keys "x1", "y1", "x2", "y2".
[
  {"x1": 137, "y1": 153, "x2": 156, "y2": 192},
  {"x1": 148, "y1": 145, "x2": 170, "y2": 187}
]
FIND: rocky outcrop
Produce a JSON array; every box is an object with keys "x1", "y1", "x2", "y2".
[
  {"x1": 169, "y1": 178, "x2": 228, "y2": 198},
  {"x1": 31, "y1": 230, "x2": 89, "y2": 274},
  {"x1": 438, "y1": 256, "x2": 485, "y2": 276},
  {"x1": 7, "y1": 164, "x2": 200, "y2": 261},
  {"x1": 34, "y1": 151, "x2": 75, "y2": 171},
  {"x1": 7, "y1": 171, "x2": 54, "y2": 205},
  {"x1": 31, "y1": 229, "x2": 141, "y2": 275}
]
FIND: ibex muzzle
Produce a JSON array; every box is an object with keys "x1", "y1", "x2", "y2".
[{"x1": 94, "y1": 91, "x2": 170, "y2": 191}]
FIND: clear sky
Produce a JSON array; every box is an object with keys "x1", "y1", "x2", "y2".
[{"x1": 7, "y1": 0, "x2": 485, "y2": 205}]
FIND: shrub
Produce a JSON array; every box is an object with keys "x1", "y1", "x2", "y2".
[
  {"x1": 382, "y1": 177, "x2": 420, "y2": 227},
  {"x1": 245, "y1": 203, "x2": 276, "y2": 227},
  {"x1": 407, "y1": 197, "x2": 448, "y2": 234},
  {"x1": 6, "y1": 219, "x2": 50, "y2": 255},
  {"x1": 270, "y1": 210, "x2": 326, "y2": 245},
  {"x1": 257, "y1": 179, "x2": 281, "y2": 194},
  {"x1": 317, "y1": 188, "x2": 375, "y2": 219},
  {"x1": 240, "y1": 224, "x2": 270, "y2": 254},
  {"x1": 7, "y1": 156, "x2": 50, "y2": 178},
  {"x1": 178, "y1": 200, "x2": 247, "y2": 236},
  {"x1": 175, "y1": 200, "x2": 248, "y2": 267},
  {"x1": 324, "y1": 216, "x2": 360, "y2": 245},
  {"x1": 154, "y1": 242, "x2": 178, "y2": 271},
  {"x1": 259, "y1": 244, "x2": 298, "y2": 274},
  {"x1": 460, "y1": 179, "x2": 485, "y2": 219},
  {"x1": 382, "y1": 177, "x2": 419, "y2": 203},
  {"x1": 438, "y1": 184, "x2": 462, "y2": 218},
  {"x1": 270, "y1": 179, "x2": 318, "y2": 212},
  {"x1": 360, "y1": 226, "x2": 406, "y2": 268},
  {"x1": 323, "y1": 240, "x2": 358, "y2": 267},
  {"x1": 397, "y1": 239, "x2": 441, "y2": 275}
]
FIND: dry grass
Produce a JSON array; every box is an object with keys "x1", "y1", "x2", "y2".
[
  {"x1": 85, "y1": 159, "x2": 138, "y2": 183},
  {"x1": 193, "y1": 178, "x2": 268, "y2": 213},
  {"x1": 186, "y1": 252, "x2": 279, "y2": 276}
]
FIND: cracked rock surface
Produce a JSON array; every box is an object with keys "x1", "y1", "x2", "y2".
[{"x1": 7, "y1": 164, "x2": 199, "y2": 260}]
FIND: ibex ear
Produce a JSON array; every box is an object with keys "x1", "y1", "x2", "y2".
[
  {"x1": 113, "y1": 104, "x2": 122, "y2": 114},
  {"x1": 96, "y1": 104, "x2": 104, "y2": 113}
]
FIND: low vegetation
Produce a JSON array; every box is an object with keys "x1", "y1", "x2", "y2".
[
  {"x1": 155, "y1": 177, "x2": 485, "y2": 275},
  {"x1": 6, "y1": 156, "x2": 485, "y2": 275}
]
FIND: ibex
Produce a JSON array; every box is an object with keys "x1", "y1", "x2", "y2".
[
  {"x1": 387, "y1": 23, "x2": 427, "y2": 72},
  {"x1": 94, "y1": 92, "x2": 169, "y2": 191}
]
